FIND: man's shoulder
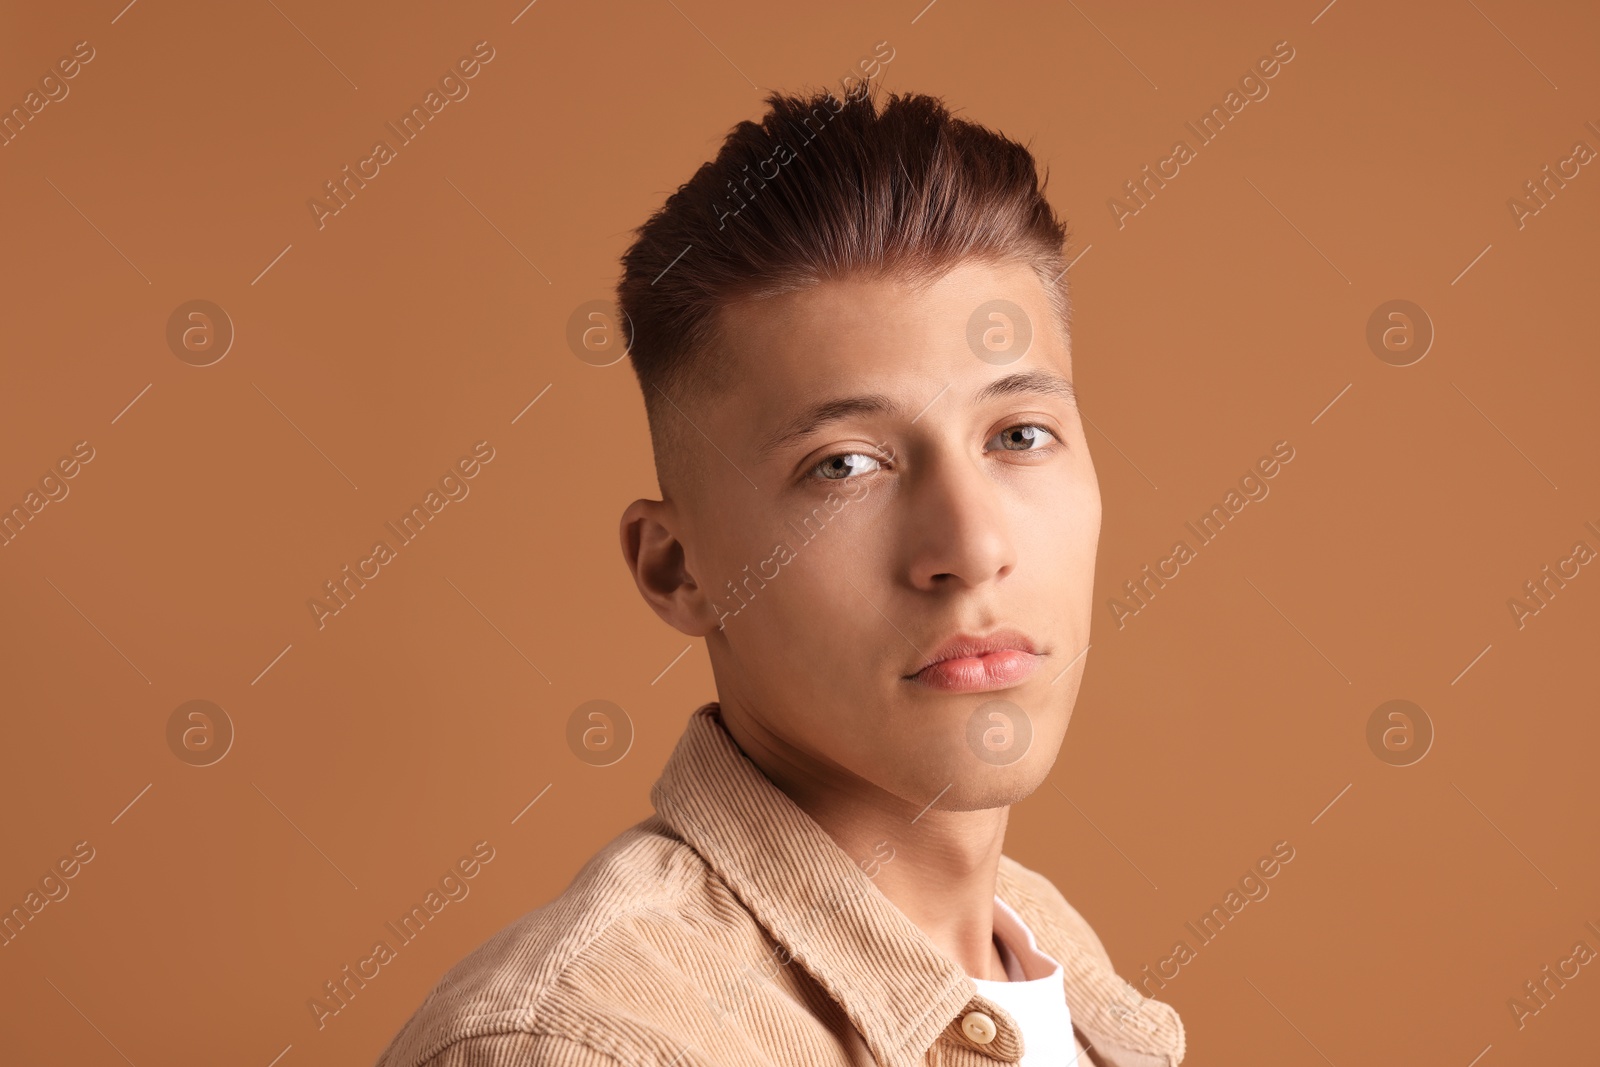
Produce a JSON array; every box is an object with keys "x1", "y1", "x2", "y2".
[{"x1": 371, "y1": 815, "x2": 723, "y2": 1067}]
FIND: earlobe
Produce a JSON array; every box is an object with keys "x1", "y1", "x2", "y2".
[{"x1": 618, "y1": 499, "x2": 718, "y2": 637}]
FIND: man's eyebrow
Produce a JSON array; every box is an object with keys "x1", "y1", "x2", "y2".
[
  {"x1": 754, "y1": 370, "x2": 1077, "y2": 462},
  {"x1": 755, "y1": 393, "x2": 897, "y2": 462},
  {"x1": 974, "y1": 369, "x2": 1077, "y2": 409}
]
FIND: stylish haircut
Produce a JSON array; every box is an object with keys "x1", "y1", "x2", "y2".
[{"x1": 615, "y1": 81, "x2": 1074, "y2": 500}]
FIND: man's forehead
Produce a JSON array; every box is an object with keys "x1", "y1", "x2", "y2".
[
  {"x1": 718, "y1": 262, "x2": 1062, "y2": 382},
  {"x1": 701, "y1": 260, "x2": 1071, "y2": 451},
  {"x1": 723, "y1": 260, "x2": 1052, "y2": 338}
]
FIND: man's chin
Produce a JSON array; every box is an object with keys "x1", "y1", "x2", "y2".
[{"x1": 895, "y1": 761, "x2": 1055, "y2": 815}]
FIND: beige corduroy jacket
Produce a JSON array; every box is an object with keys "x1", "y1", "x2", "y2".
[{"x1": 373, "y1": 703, "x2": 1185, "y2": 1067}]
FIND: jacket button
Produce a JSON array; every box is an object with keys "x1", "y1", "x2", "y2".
[{"x1": 961, "y1": 1011, "x2": 997, "y2": 1045}]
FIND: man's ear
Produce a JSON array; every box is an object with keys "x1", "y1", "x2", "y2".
[{"x1": 618, "y1": 498, "x2": 721, "y2": 637}]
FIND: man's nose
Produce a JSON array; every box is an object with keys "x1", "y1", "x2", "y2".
[{"x1": 904, "y1": 450, "x2": 1018, "y2": 590}]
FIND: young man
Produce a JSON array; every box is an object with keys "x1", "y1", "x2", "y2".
[{"x1": 375, "y1": 84, "x2": 1184, "y2": 1067}]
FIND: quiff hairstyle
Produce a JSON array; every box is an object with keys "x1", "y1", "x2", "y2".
[{"x1": 616, "y1": 80, "x2": 1074, "y2": 501}]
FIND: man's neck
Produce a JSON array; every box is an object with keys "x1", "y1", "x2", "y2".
[{"x1": 717, "y1": 706, "x2": 1012, "y2": 981}]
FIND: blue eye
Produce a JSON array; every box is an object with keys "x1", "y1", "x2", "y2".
[{"x1": 989, "y1": 424, "x2": 1056, "y2": 451}]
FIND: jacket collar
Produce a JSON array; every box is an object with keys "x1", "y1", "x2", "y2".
[{"x1": 650, "y1": 703, "x2": 1183, "y2": 1067}]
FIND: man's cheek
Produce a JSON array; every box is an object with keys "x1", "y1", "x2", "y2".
[
  {"x1": 834, "y1": 479, "x2": 869, "y2": 504},
  {"x1": 757, "y1": 551, "x2": 783, "y2": 581}
]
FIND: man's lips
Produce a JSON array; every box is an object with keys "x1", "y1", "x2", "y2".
[
  {"x1": 905, "y1": 630, "x2": 1043, "y2": 693},
  {"x1": 909, "y1": 650, "x2": 1041, "y2": 692}
]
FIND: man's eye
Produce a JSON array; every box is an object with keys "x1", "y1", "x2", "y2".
[
  {"x1": 810, "y1": 453, "x2": 883, "y2": 481},
  {"x1": 989, "y1": 424, "x2": 1057, "y2": 452}
]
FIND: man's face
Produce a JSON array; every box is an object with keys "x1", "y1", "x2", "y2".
[{"x1": 648, "y1": 258, "x2": 1100, "y2": 812}]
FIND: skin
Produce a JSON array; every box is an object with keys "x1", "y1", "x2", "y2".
[{"x1": 619, "y1": 258, "x2": 1101, "y2": 982}]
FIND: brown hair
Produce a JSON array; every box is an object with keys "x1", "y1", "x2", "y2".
[{"x1": 615, "y1": 80, "x2": 1073, "y2": 499}]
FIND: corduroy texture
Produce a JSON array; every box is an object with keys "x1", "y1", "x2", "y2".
[{"x1": 372, "y1": 704, "x2": 1184, "y2": 1067}]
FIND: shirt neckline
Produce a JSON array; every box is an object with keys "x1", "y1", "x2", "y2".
[
  {"x1": 648, "y1": 702, "x2": 1184, "y2": 1067},
  {"x1": 973, "y1": 894, "x2": 1064, "y2": 986}
]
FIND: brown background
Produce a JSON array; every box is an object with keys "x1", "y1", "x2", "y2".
[{"x1": 2, "y1": 1, "x2": 1596, "y2": 1064}]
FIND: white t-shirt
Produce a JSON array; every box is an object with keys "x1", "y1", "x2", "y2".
[{"x1": 970, "y1": 895, "x2": 1076, "y2": 1066}]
